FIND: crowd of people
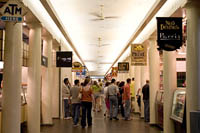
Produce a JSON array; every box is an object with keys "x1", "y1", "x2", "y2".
[{"x1": 62, "y1": 76, "x2": 149, "y2": 128}]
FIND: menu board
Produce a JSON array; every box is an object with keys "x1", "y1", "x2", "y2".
[{"x1": 171, "y1": 89, "x2": 186, "y2": 123}]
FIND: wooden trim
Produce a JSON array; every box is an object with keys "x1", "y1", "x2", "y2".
[
  {"x1": 40, "y1": 0, "x2": 86, "y2": 68},
  {"x1": 105, "y1": 0, "x2": 167, "y2": 76}
]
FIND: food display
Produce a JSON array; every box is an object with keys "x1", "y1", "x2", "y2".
[{"x1": 171, "y1": 88, "x2": 186, "y2": 123}]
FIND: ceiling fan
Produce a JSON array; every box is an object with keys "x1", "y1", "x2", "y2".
[
  {"x1": 90, "y1": 37, "x2": 111, "y2": 47},
  {"x1": 90, "y1": 5, "x2": 119, "y2": 21}
]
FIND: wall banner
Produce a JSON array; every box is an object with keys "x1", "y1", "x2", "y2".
[
  {"x1": 131, "y1": 44, "x2": 147, "y2": 66},
  {"x1": 157, "y1": 17, "x2": 183, "y2": 51}
]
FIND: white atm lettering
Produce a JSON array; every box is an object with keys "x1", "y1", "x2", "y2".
[{"x1": 4, "y1": 4, "x2": 22, "y2": 15}]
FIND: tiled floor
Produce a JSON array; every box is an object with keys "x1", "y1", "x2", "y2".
[{"x1": 41, "y1": 112, "x2": 162, "y2": 133}]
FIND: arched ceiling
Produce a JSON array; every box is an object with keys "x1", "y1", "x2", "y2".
[{"x1": 48, "y1": 0, "x2": 158, "y2": 75}]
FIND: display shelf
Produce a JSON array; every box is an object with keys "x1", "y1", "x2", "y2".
[{"x1": 170, "y1": 88, "x2": 186, "y2": 123}]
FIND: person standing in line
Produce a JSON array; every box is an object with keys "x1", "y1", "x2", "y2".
[
  {"x1": 107, "y1": 79, "x2": 119, "y2": 120},
  {"x1": 123, "y1": 78, "x2": 132, "y2": 121},
  {"x1": 142, "y1": 80, "x2": 150, "y2": 122},
  {"x1": 103, "y1": 81, "x2": 111, "y2": 117},
  {"x1": 118, "y1": 81, "x2": 125, "y2": 117},
  {"x1": 130, "y1": 78, "x2": 135, "y2": 112},
  {"x1": 92, "y1": 81, "x2": 101, "y2": 112},
  {"x1": 98, "y1": 79, "x2": 104, "y2": 111},
  {"x1": 81, "y1": 78, "x2": 93, "y2": 128},
  {"x1": 62, "y1": 78, "x2": 72, "y2": 119},
  {"x1": 70, "y1": 79, "x2": 81, "y2": 126}
]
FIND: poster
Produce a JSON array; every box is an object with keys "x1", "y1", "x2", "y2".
[
  {"x1": 157, "y1": 17, "x2": 183, "y2": 51},
  {"x1": 131, "y1": 44, "x2": 147, "y2": 66}
]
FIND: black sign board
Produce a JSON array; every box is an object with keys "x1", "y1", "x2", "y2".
[
  {"x1": 56, "y1": 51, "x2": 72, "y2": 67},
  {"x1": 118, "y1": 62, "x2": 129, "y2": 72},
  {"x1": 41, "y1": 56, "x2": 48, "y2": 67},
  {"x1": 157, "y1": 17, "x2": 182, "y2": 51}
]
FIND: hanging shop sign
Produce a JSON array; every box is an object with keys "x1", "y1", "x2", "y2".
[
  {"x1": 56, "y1": 51, "x2": 72, "y2": 67},
  {"x1": 0, "y1": 0, "x2": 27, "y2": 22},
  {"x1": 72, "y1": 62, "x2": 83, "y2": 72},
  {"x1": 111, "y1": 67, "x2": 118, "y2": 77},
  {"x1": 41, "y1": 56, "x2": 48, "y2": 67},
  {"x1": 157, "y1": 17, "x2": 183, "y2": 51},
  {"x1": 131, "y1": 44, "x2": 147, "y2": 66},
  {"x1": 118, "y1": 62, "x2": 129, "y2": 73}
]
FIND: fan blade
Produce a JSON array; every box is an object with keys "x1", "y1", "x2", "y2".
[
  {"x1": 100, "y1": 44, "x2": 111, "y2": 47},
  {"x1": 90, "y1": 18, "x2": 103, "y2": 21},
  {"x1": 88, "y1": 44, "x2": 97, "y2": 46},
  {"x1": 89, "y1": 12, "x2": 102, "y2": 18},
  {"x1": 104, "y1": 16, "x2": 119, "y2": 19}
]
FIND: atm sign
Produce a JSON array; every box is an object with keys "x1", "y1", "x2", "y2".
[{"x1": 0, "y1": 0, "x2": 26, "y2": 22}]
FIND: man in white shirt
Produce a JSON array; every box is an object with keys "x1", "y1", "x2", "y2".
[{"x1": 62, "y1": 78, "x2": 71, "y2": 119}]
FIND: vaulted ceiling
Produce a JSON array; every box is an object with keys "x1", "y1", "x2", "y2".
[{"x1": 48, "y1": 0, "x2": 158, "y2": 75}]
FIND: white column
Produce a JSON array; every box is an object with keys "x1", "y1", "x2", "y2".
[
  {"x1": 27, "y1": 23, "x2": 42, "y2": 133},
  {"x1": 42, "y1": 36, "x2": 53, "y2": 124},
  {"x1": 134, "y1": 66, "x2": 141, "y2": 113},
  {"x1": 149, "y1": 37, "x2": 160, "y2": 124},
  {"x1": 52, "y1": 47, "x2": 59, "y2": 118},
  {"x1": 130, "y1": 65, "x2": 135, "y2": 78},
  {"x1": 185, "y1": 2, "x2": 200, "y2": 133},
  {"x1": 2, "y1": 22, "x2": 22, "y2": 133},
  {"x1": 163, "y1": 51, "x2": 176, "y2": 133}
]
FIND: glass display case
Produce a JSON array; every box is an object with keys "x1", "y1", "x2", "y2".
[{"x1": 171, "y1": 88, "x2": 186, "y2": 123}]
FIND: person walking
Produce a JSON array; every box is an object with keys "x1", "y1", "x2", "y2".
[
  {"x1": 92, "y1": 81, "x2": 101, "y2": 112},
  {"x1": 62, "y1": 78, "x2": 72, "y2": 119},
  {"x1": 70, "y1": 79, "x2": 81, "y2": 126},
  {"x1": 142, "y1": 80, "x2": 150, "y2": 122},
  {"x1": 130, "y1": 78, "x2": 135, "y2": 112},
  {"x1": 103, "y1": 81, "x2": 110, "y2": 117},
  {"x1": 81, "y1": 78, "x2": 93, "y2": 128},
  {"x1": 123, "y1": 78, "x2": 132, "y2": 121},
  {"x1": 107, "y1": 79, "x2": 119, "y2": 120},
  {"x1": 118, "y1": 81, "x2": 125, "y2": 117}
]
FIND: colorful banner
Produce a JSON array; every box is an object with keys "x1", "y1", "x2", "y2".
[
  {"x1": 111, "y1": 67, "x2": 118, "y2": 77},
  {"x1": 131, "y1": 44, "x2": 147, "y2": 66},
  {"x1": 157, "y1": 17, "x2": 183, "y2": 51}
]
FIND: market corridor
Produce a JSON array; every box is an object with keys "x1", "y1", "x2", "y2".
[{"x1": 41, "y1": 113, "x2": 161, "y2": 133}]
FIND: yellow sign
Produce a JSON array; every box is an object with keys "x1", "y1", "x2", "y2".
[
  {"x1": 72, "y1": 62, "x2": 83, "y2": 72},
  {"x1": 131, "y1": 44, "x2": 147, "y2": 66}
]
